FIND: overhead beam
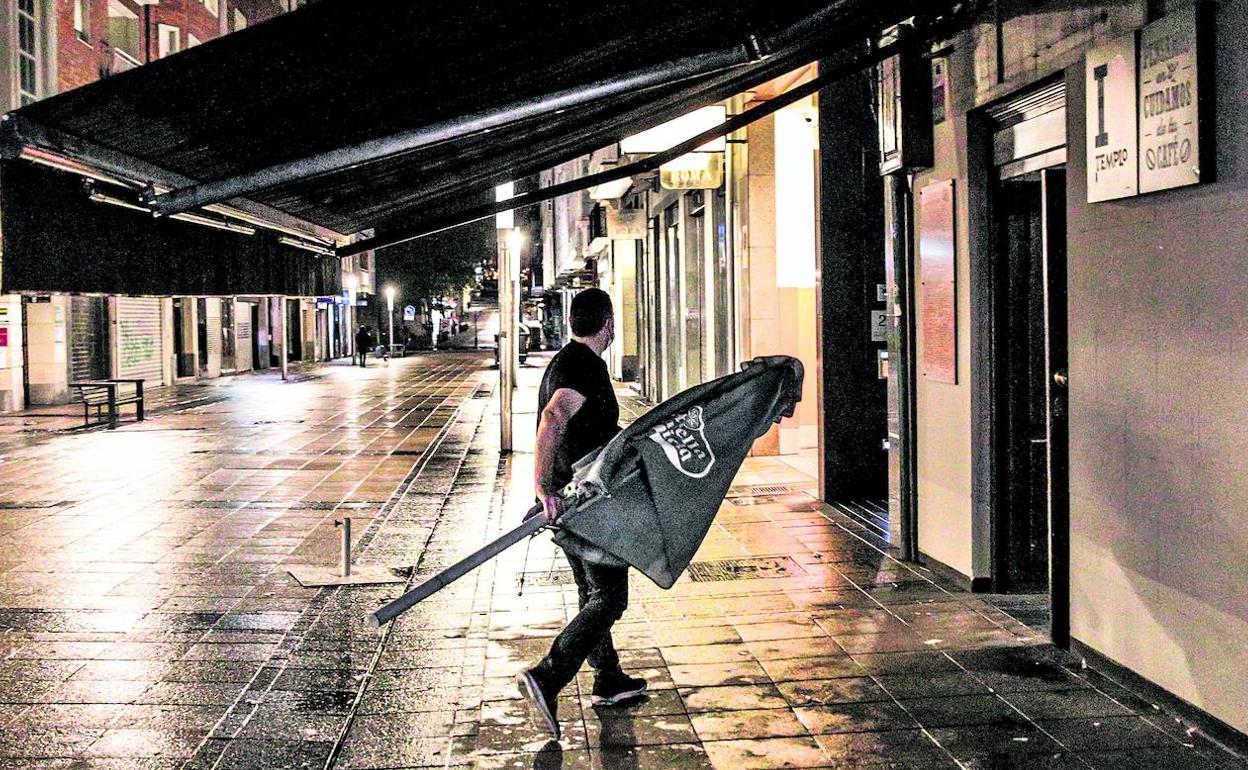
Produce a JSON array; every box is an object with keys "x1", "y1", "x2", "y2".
[
  {"x1": 148, "y1": 47, "x2": 768, "y2": 217},
  {"x1": 0, "y1": 113, "x2": 348, "y2": 246}
]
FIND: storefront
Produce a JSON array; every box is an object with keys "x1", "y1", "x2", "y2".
[{"x1": 874, "y1": 0, "x2": 1248, "y2": 741}]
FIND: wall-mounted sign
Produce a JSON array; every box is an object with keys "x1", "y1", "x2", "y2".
[
  {"x1": 919, "y1": 179, "x2": 957, "y2": 384},
  {"x1": 1085, "y1": 33, "x2": 1138, "y2": 202},
  {"x1": 871, "y1": 310, "x2": 888, "y2": 342},
  {"x1": 0, "y1": 328, "x2": 7, "y2": 347},
  {"x1": 1138, "y1": 5, "x2": 1209, "y2": 193},
  {"x1": 1083, "y1": 6, "x2": 1213, "y2": 203}
]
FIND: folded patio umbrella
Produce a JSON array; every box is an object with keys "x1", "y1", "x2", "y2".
[{"x1": 367, "y1": 355, "x2": 803, "y2": 628}]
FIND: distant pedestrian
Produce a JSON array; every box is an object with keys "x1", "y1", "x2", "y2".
[
  {"x1": 430, "y1": 309, "x2": 442, "y2": 350},
  {"x1": 518, "y1": 288, "x2": 645, "y2": 741},
  {"x1": 355, "y1": 325, "x2": 372, "y2": 367}
]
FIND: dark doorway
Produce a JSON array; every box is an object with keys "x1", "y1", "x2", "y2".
[
  {"x1": 286, "y1": 298, "x2": 302, "y2": 361},
  {"x1": 70, "y1": 296, "x2": 110, "y2": 384},
  {"x1": 172, "y1": 298, "x2": 194, "y2": 378},
  {"x1": 196, "y1": 297, "x2": 209, "y2": 372},
  {"x1": 992, "y1": 167, "x2": 1069, "y2": 645},
  {"x1": 251, "y1": 304, "x2": 261, "y2": 370}
]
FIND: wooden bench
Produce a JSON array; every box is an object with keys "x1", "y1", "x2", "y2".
[{"x1": 69, "y1": 379, "x2": 146, "y2": 429}]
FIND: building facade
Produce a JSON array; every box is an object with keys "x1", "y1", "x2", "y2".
[{"x1": 539, "y1": 0, "x2": 1247, "y2": 743}]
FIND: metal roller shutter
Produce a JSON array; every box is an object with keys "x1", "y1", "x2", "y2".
[
  {"x1": 205, "y1": 298, "x2": 222, "y2": 377},
  {"x1": 70, "y1": 296, "x2": 109, "y2": 383},
  {"x1": 116, "y1": 297, "x2": 163, "y2": 383},
  {"x1": 236, "y1": 302, "x2": 253, "y2": 372}
]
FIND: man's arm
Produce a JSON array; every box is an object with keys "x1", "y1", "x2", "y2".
[{"x1": 534, "y1": 387, "x2": 586, "y2": 522}]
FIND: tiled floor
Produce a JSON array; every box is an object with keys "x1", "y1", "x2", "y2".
[{"x1": 0, "y1": 352, "x2": 1243, "y2": 769}]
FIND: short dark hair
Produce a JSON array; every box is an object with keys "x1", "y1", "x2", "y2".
[{"x1": 570, "y1": 288, "x2": 613, "y2": 337}]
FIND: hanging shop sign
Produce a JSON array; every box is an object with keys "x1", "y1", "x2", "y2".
[
  {"x1": 1138, "y1": 5, "x2": 1211, "y2": 194},
  {"x1": 876, "y1": 51, "x2": 934, "y2": 175},
  {"x1": 606, "y1": 206, "x2": 647, "y2": 240},
  {"x1": 659, "y1": 152, "x2": 724, "y2": 190},
  {"x1": 1084, "y1": 6, "x2": 1213, "y2": 202},
  {"x1": 1085, "y1": 33, "x2": 1138, "y2": 202}
]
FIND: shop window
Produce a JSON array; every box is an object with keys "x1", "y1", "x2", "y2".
[
  {"x1": 73, "y1": 0, "x2": 90, "y2": 42},
  {"x1": 16, "y1": 0, "x2": 43, "y2": 105},
  {"x1": 157, "y1": 24, "x2": 180, "y2": 58},
  {"x1": 106, "y1": 0, "x2": 141, "y2": 64}
]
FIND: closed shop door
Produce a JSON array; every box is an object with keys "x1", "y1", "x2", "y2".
[
  {"x1": 205, "y1": 299, "x2": 222, "y2": 377},
  {"x1": 70, "y1": 296, "x2": 110, "y2": 383},
  {"x1": 235, "y1": 302, "x2": 253, "y2": 371},
  {"x1": 116, "y1": 297, "x2": 163, "y2": 383}
]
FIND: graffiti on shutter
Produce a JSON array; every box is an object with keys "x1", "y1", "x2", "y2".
[{"x1": 117, "y1": 297, "x2": 163, "y2": 383}]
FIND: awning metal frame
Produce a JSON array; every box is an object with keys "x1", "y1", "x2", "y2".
[
  {"x1": 0, "y1": 113, "x2": 348, "y2": 246},
  {"x1": 339, "y1": 33, "x2": 913, "y2": 258},
  {"x1": 147, "y1": 43, "x2": 772, "y2": 217}
]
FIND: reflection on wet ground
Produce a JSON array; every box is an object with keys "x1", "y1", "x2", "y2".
[{"x1": 0, "y1": 353, "x2": 1244, "y2": 769}]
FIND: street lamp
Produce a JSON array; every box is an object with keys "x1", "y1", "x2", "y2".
[{"x1": 384, "y1": 285, "x2": 397, "y2": 357}]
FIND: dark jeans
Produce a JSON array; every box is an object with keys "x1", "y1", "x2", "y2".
[
  {"x1": 536, "y1": 550, "x2": 628, "y2": 693},
  {"x1": 356, "y1": 351, "x2": 367, "y2": 367}
]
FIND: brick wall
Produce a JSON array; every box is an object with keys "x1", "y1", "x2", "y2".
[{"x1": 54, "y1": 0, "x2": 288, "y2": 97}]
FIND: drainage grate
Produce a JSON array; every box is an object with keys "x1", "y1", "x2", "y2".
[
  {"x1": 687, "y1": 556, "x2": 805, "y2": 582},
  {"x1": 746, "y1": 484, "x2": 798, "y2": 495},
  {"x1": 471, "y1": 387, "x2": 493, "y2": 399}
]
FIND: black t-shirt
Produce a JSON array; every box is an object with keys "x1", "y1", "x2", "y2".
[{"x1": 537, "y1": 340, "x2": 620, "y2": 490}]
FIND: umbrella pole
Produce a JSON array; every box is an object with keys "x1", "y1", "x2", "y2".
[{"x1": 367, "y1": 504, "x2": 548, "y2": 628}]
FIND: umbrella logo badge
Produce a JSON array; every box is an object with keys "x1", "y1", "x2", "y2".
[{"x1": 648, "y1": 406, "x2": 716, "y2": 479}]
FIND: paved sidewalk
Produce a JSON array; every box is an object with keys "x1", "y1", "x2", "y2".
[{"x1": 0, "y1": 351, "x2": 1243, "y2": 769}]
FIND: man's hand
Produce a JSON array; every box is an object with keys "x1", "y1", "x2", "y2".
[{"x1": 538, "y1": 491, "x2": 566, "y2": 523}]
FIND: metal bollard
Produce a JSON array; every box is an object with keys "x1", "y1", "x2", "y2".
[{"x1": 336, "y1": 518, "x2": 351, "y2": 577}]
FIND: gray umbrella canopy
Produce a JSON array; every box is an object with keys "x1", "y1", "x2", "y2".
[
  {"x1": 368, "y1": 355, "x2": 803, "y2": 627},
  {"x1": 557, "y1": 355, "x2": 804, "y2": 588}
]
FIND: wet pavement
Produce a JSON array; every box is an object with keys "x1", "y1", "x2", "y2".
[{"x1": 0, "y1": 352, "x2": 1244, "y2": 769}]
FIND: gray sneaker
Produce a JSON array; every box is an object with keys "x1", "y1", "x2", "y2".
[{"x1": 518, "y1": 668, "x2": 560, "y2": 740}]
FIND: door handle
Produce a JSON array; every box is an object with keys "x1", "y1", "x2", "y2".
[{"x1": 1053, "y1": 369, "x2": 1068, "y2": 388}]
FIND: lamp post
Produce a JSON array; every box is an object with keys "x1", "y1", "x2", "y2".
[
  {"x1": 499, "y1": 228, "x2": 524, "y2": 452},
  {"x1": 384, "y1": 285, "x2": 396, "y2": 358}
]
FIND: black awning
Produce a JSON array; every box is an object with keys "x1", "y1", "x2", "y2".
[{"x1": 0, "y1": 0, "x2": 965, "y2": 293}]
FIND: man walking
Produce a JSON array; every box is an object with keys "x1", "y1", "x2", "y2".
[
  {"x1": 518, "y1": 288, "x2": 646, "y2": 741},
  {"x1": 354, "y1": 325, "x2": 372, "y2": 367}
]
